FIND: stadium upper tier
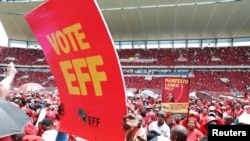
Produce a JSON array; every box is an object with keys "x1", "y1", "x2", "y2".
[{"x1": 0, "y1": 46, "x2": 249, "y2": 66}]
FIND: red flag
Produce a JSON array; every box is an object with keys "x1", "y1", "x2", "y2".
[{"x1": 24, "y1": 0, "x2": 127, "y2": 140}]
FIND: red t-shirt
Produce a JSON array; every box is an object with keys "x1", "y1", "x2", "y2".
[
  {"x1": 187, "y1": 129, "x2": 204, "y2": 141},
  {"x1": 0, "y1": 136, "x2": 12, "y2": 141}
]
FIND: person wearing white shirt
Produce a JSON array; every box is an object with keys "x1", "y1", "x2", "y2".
[
  {"x1": 148, "y1": 110, "x2": 171, "y2": 138},
  {"x1": 40, "y1": 118, "x2": 58, "y2": 141}
]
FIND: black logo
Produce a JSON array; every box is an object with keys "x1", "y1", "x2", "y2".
[
  {"x1": 78, "y1": 108, "x2": 88, "y2": 125},
  {"x1": 78, "y1": 108, "x2": 101, "y2": 127}
]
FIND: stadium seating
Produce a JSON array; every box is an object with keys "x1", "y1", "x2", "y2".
[{"x1": 0, "y1": 46, "x2": 249, "y2": 94}]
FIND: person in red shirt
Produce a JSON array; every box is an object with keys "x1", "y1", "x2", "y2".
[
  {"x1": 165, "y1": 112, "x2": 175, "y2": 129},
  {"x1": 0, "y1": 137, "x2": 12, "y2": 141},
  {"x1": 234, "y1": 103, "x2": 244, "y2": 118},
  {"x1": 244, "y1": 91, "x2": 249, "y2": 100},
  {"x1": 201, "y1": 116, "x2": 218, "y2": 136},
  {"x1": 208, "y1": 106, "x2": 224, "y2": 125},
  {"x1": 199, "y1": 108, "x2": 208, "y2": 124},
  {"x1": 186, "y1": 117, "x2": 204, "y2": 141},
  {"x1": 22, "y1": 135, "x2": 44, "y2": 141},
  {"x1": 144, "y1": 106, "x2": 157, "y2": 127}
]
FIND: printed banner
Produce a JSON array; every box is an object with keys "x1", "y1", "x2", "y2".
[
  {"x1": 161, "y1": 77, "x2": 189, "y2": 114},
  {"x1": 24, "y1": 0, "x2": 127, "y2": 140},
  {"x1": 161, "y1": 103, "x2": 189, "y2": 114}
]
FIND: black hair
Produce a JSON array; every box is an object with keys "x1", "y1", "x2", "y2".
[
  {"x1": 140, "y1": 110, "x2": 146, "y2": 117},
  {"x1": 199, "y1": 136, "x2": 208, "y2": 141},
  {"x1": 147, "y1": 130, "x2": 160, "y2": 141},
  {"x1": 40, "y1": 118, "x2": 54, "y2": 126}
]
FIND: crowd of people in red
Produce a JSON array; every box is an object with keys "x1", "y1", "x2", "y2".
[
  {"x1": 0, "y1": 63, "x2": 77, "y2": 141},
  {"x1": 124, "y1": 91, "x2": 250, "y2": 141},
  {"x1": 0, "y1": 46, "x2": 249, "y2": 93},
  {"x1": 0, "y1": 62, "x2": 249, "y2": 141},
  {"x1": 1, "y1": 46, "x2": 249, "y2": 66}
]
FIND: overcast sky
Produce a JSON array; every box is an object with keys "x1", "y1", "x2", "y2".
[{"x1": 0, "y1": 22, "x2": 8, "y2": 46}]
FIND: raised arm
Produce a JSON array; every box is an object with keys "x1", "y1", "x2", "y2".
[{"x1": 0, "y1": 62, "x2": 17, "y2": 99}]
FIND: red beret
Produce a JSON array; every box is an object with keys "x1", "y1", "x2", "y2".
[
  {"x1": 166, "y1": 112, "x2": 172, "y2": 118},
  {"x1": 188, "y1": 117, "x2": 197, "y2": 124}
]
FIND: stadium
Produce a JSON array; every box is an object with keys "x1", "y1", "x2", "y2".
[
  {"x1": 0, "y1": 0, "x2": 249, "y2": 96},
  {"x1": 0, "y1": 0, "x2": 250, "y2": 141}
]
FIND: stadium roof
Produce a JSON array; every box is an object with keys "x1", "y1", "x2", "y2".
[{"x1": 0, "y1": 0, "x2": 249, "y2": 42}]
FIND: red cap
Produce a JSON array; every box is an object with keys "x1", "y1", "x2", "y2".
[
  {"x1": 45, "y1": 111, "x2": 56, "y2": 121},
  {"x1": 188, "y1": 117, "x2": 197, "y2": 124},
  {"x1": 166, "y1": 112, "x2": 172, "y2": 118},
  {"x1": 24, "y1": 122, "x2": 36, "y2": 135}
]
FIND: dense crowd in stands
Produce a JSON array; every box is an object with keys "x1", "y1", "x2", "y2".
[
  {"x1": 0, "y1": 46, "x2": 249, "y2": 66},
  {"x1": 124, "y1": 71, "x2": 250, "y2": 94},
  {"x1": 117, "y1": 46, "x2": 250, "y2": 66},
  {"x1": 0, "y1": 46, "x2": 249, "y2": 94}
]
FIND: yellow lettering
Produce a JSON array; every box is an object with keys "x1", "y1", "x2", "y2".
[
  {"x1": 46, "y1": 33, "x2": 61, "y2": 55},
  {"x1": 72, "y1": 58, "x2": 91, "y2": 95},
  {"x1": 166, "y1": 83, "x2": 179, "y2": 87},
  {"x1": 165, "y1": 78, "x2": 189, "y2": 84},
  {"x1": 63, "y1": 26, "x2": 78, "y2": 52},
  {"x1": 59, "y1": 61, "x2": 80, "y2": 95},
  {"x1": 46, "y1": 23, "x2": 90, "y2": 55},
  {"x1": 72, "y1": 23, "x2": 90, "y2": 50},
  {"x1": 165, "y1": 86, "x2": 174, "y2": 90},
  {"x1": 56, "y1": 31, "x2": 70, "y2": 54},
  {"x1": 86, "y1": 55, "x2": 107, "y2": 96},
  {"x1": 60, "y1": 56, "x2": 107, "y2": 96}
]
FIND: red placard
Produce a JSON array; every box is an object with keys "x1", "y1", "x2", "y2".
[
  {"x1": 24, "y1": 0, "x2": 127, "y2": 140},
  {"x1": 161, "y1": 77, "x2": 189, "y2": 114}
]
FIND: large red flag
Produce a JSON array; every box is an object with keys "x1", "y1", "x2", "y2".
[{"x1": 24, "y1": 0, "x2": 127, "y2": 140}]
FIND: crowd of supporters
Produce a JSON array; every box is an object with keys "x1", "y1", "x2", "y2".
[
  {"x1": 0, "y1": 46, "x2": 249, "y2": 93},
  {"x1": 0, "y1": 45, "x2": 249, "y2": 141},
  {"x1": 0, "y1": 46, "x2": 249, "y2": 66}
]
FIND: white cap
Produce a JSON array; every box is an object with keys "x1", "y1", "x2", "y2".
[
  {"x1": 208, "y1": 106, "x2": 215, "y2": 111},
  {"x1": 15, "y1": 94, "x2": 22, "y2": 98},
  {"x1": 156, "y1": 136, "x2": 171, "y2": 141}
]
